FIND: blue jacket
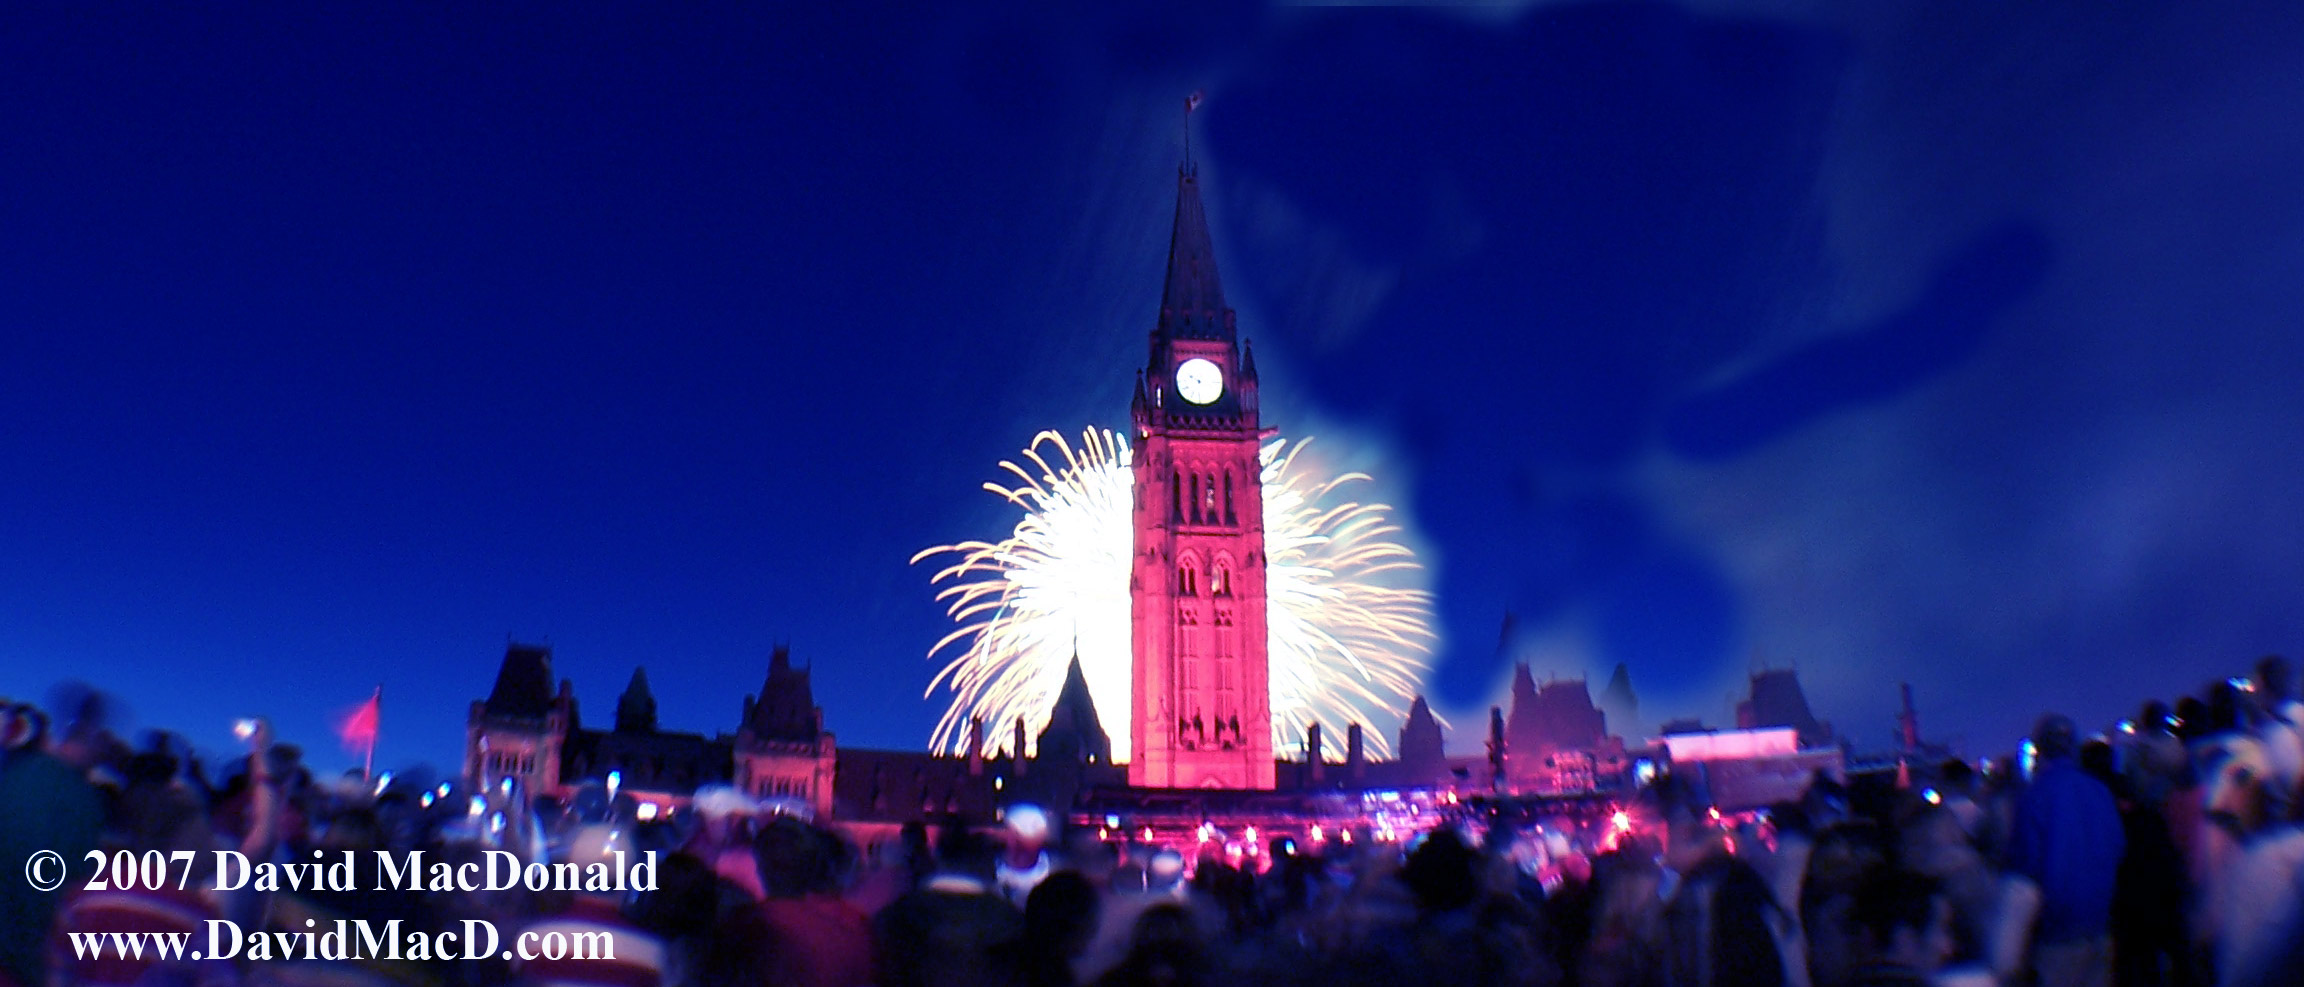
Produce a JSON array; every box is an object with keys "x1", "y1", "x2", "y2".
[{"x1": 2008, "y1": 758, "x2": 2126, "y2": 942}]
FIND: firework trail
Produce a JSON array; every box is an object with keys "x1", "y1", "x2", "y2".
[{"x1": 914, "y1": 428, "x2": 1434, "y2": 762}]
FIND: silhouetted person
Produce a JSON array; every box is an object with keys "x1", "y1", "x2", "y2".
[
  {"x1": 0, "y1": 702, "x2": 101, "y2": 987},
  {"x1": 2253, "y1": 656, "x2": 2303, "y2": 800},
  {"x1": 876, "y1": 826, "x2": 1023, "y2": 987},
  {"x1": 1399, "y1": 830, "x2": 1555, "y2": 986},
  {"x1": 2010, "y1": 713, "x2": 2124, "y2": 987},
  {"x1": 1660, "y1": 796, "x2": 1791, "y2": 987},
  {"x1": 2128, "y1": 700, "x2": 2188, "y2": 809},
  {"x1": 709, "y1": 815, "x2": 872, "y2": 987},
  {"x1": 992, "y1": 870, "x2": 1101, "y2": 987}
]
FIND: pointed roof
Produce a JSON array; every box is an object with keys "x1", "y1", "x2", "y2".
[
  {"x1": 482, "y1": 643, "x2": 555, "y2": 720},
  {"x1": 615, "y1": 667, "x2": 657, "y2": 734},
  {"x1": 745, "y1": 645, "x2": 818, "y2": 743},
  {"x1": 1601, "y1": 663, "x2": 1637, "y2": 707},
  {"x1": 1156, "y1": 168, "x2": 1233, "y2": 341},
  {"x1": 1040, "y1": 655, "x2": 1111, "y2": 763},
  {"x1": 1399, "y1": 694, "x2": 1445, "y2": 764},
  {"x1": 1740, "y1": 668, "x2": 1828, "y2": 746}
]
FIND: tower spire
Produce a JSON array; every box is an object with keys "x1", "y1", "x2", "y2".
[{"x1": 1157, "y1": 143, "x2": 1231, "y2": 341}]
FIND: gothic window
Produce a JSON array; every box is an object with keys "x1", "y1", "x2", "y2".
[
  {"x1": 1189, "y1": 473, "x2": 1202, "y2": 524},
  {"x1": 1178, "y1": 560, "x2": 1199, "y2": 597},
  {"x1": 1224, "y1": 471, "x2": 1236, "y2": 525},
  {"x1": 1202, "y1": 473, "x2": 1219, "y2": 521},
  {"x1": 1171, "y1": 469, "x2": 1183, "y2": 522},
  {"x1": 1211, "y1": 562, "x2": 1231, "y2": 597}
]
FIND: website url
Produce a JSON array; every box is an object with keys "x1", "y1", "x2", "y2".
[{"x1": 69, "y1": 920, "x2": 618, "y2": 962}]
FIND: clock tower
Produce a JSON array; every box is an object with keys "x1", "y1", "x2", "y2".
[{"x1": 1128, "y1": 163, "x2": 1275, "y2": 789}]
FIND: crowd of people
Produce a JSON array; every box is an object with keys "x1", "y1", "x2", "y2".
[{"x1": 3, "y1": 656, "x2": 2302, "y2": 987}]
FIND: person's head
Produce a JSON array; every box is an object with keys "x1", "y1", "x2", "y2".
[
  {"x1": 755, "y1": 814, "x2": 837, "y2": 897},
  {"x1": 1401, "y1": 829, "x2": 1480, "y2": 913},
  {"x1": 1849, "y1": 869, "x2": 1954, "y2": 972},
  {"x1": 1022, "y1": 870, "x2": 1101, "y2": 955},
  {"x1": 1003, "y1": 804, "x2": 1050, "y2": 865},
  {"x1": 2210, "y1": 681, "x2": 2247, "y2": 732},
  {"x1": 1146, "y1": 848, "x2": 1186, "y2": 892},
  {"x1": 936, "y1": 825, "x2": 1001, "y2": 883},
  {"x1": 2140, "y1": 699, "x2": 2174, "y2": 736},
  {"x1": 2204, "y1": 738, "x2": 2281, "y2": 834},
  {"x1": 2174, "y1": 696, "x2": 2210, "y2": 741},
  {"x1": 2031, "y1": 713, "x2": 2079, "y2": 761},
  {"x1": 690, "y1": 785, "x2": 753, "y2": 842},
  {"x1": 1124, "y1": 902, "x2": 1204, "y2": 962},
  {"x1": 2258, "y1": 655, "x2": 2296, "y2": 703}
]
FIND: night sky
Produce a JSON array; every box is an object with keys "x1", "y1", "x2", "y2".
[{"x1": 6, "y1": 2, "x2": 2302, "y2": 778}]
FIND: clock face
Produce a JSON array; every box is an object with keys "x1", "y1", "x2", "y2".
[{"x1": 1176, "y1": 357, "x2": 1223, "y2": 405}]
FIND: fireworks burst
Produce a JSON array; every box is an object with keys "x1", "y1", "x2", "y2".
[{"x1": 914, "y1": 427, "x2": 1434, "y2": 762}]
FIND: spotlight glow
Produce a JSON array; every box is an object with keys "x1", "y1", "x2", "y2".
[{"x1": 916, "y1": 428, "x2": 1435, "y2": 762}]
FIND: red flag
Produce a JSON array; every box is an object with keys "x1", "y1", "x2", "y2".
[
  {"x1": 337, "y1": 688, "x2": 380, "y2": 753},
  {"x1": 1186, "y1": 91, "x2": 1204, "y2": 114}
]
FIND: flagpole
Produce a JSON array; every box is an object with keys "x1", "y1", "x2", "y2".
[{"x1": 364, "y1": 684, "x2": 381, "y2": 783}]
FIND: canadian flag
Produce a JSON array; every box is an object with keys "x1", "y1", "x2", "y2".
[
  {"x1": 1186, "y1": 91, "x2": 1204, "y2": 114},
  {"x1": 337, "y1": 687, "x2": 380, "y2": 754}
]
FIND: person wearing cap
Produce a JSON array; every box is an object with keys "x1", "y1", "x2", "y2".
[
  {"x1": 680, "y1": 785, "x2": 765, "y2": 901},
  {"x1": 996, "y1": 804, "x2": 1055, "y2": 907},
  {"x1": 2007, "y1": 712, "x2": 2125, "y2": 987}
]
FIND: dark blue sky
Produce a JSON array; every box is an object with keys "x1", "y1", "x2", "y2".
[{"x1": 5, "y1": 2, "x2": 2301, "y2": 777}]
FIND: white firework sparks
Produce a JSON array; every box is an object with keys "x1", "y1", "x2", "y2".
[{"x1": 914, "y1": 427, "x2": 1434, "y2": 762}]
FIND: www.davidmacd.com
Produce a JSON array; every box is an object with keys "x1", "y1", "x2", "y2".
[
  {"x1": 57, "y1": 847, "x2": 658, "y2": 963},
  {"x1": 70, "y1": 918, "x2": 618, "y2": 963}
]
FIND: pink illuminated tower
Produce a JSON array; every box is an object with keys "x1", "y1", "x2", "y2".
[{"x1": 1127, "y1": 159, "x2": 1275, "y2": 790}]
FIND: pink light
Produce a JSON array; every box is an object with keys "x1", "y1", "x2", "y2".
[{"x1": 1611, "y1": 811, "x2": 1632, "y2": 833}]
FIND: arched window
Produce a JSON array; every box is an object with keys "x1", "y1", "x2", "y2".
[
  {"x1": 1188, "y1": 473, "x2": 1202, "y2": 524},
  {"x1": 1211, "y1": 560, "x2": 1231, "y2": 596},
  {"x1": 1223, "y1": 470, "x2": 1236, "y2": 525},
  {"x1": 1178, "y1": 560, "x2": 1199, "y2": 597},
  {"x1": 1171, "y1": 469, "x2": 1183, "y2": 521}
]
